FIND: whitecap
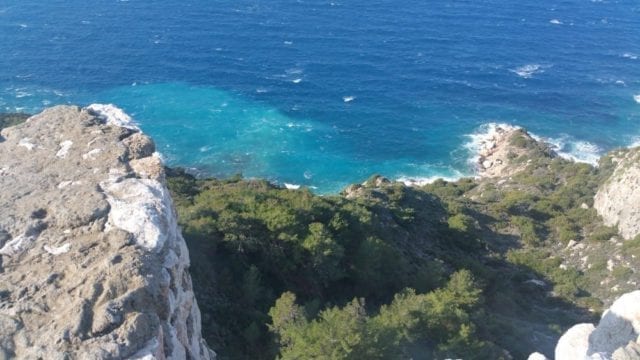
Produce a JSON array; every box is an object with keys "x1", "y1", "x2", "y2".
[
  {"x1": 533, "y1": 133, "x2": 602, "y2": 165},
  {"x1": 615, "y1": 80, "x2": 625, "y2": 86},
  {"x1": 284, "y1": 183, "x2": 301, "y2": 190},
  {"x1": 510, "y1": 64, "x2": 545, "y2": 78},
  {"x1": 256, "y1": 87, "x2": 268, "y2": 93},
  {"x1": 18, "y1": 23, "x2": 27, "y2": 28},
  {"x1": 86, "y1": 104, "x2": 139, "y2": 130},
  {"x1": 396, "y1": 175, "x2": 461, "y2": 187},
  {"x1": 285, "y1": 68, "x2": 304, "y2": 75},
  {"x1": 343, "y1": 96, "x2": 356, "y2": 103},
  {"x1": 303, "y1": 171, "x2": 313, "y2": 179},
  {"x1": 292, "y1": 78, "x2": 302, "y2": 84},
  {"x1": 634, "y1": 94, "x2": 640, "y2": 104},
  {"x1": 549, "y1": 19, "x2": 562, "y2": 25},
  {"x1": 622, "y1": 53, "x2": 638, "y2": 60},
  {"x1": 284, "y1": 41, "x2": 293, "y2": 45}
]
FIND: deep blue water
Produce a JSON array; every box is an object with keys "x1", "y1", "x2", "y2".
[{"x1": 1, "y1": 0, "x2": 639, "y2": 193}]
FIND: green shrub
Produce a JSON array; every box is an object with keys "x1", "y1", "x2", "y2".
[
  {"x1": 589, "y1": 225, "x2": 618, "y2": 242},
  {"x1": 448, "y1": 213, "x2": 476, "y2": 233},
  {"x1": 511, "y1": 216, "x2": 542, "y2": 247}
]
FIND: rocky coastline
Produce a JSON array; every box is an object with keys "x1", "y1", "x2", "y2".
[{"x1": 1, "y1": 106, "x2": 640, "y2": 359}]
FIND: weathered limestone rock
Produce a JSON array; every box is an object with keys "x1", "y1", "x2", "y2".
[
  {"x1": 550, "y1": 291, "x2": 640, "y2": 360},
  {"x1": 473, "y1": 124, "x2": 555, "y2": 178},
  {"x1": 555, "y1": 323, "x2": 596, "y2": 360},
  {"x1": 0, "y1": 105, "x2": 214, "y2": 359},
  {"x1": 594, "y1": 148, "x2": 640, "y2": 240},
  {"x1": 528, "y1": 352, "x2": 550, "y2": 360}
]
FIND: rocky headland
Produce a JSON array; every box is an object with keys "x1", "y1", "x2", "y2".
[{"x1": 0, "y1": 106, "x2": 213, "y2": 359}]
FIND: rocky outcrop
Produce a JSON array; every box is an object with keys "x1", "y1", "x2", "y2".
[
  {"x1": 530, "y1": 291, "x2": 640, "y2": 360},
  {"x1": 473, "y1": 124, "x2": 555, "y2": 178},
  {"x1": 594, "y1": 148, "x2": 640, "y2": 240},
  {"x1": 0, "y1": 106, "x2": 214, "y2": 359}
]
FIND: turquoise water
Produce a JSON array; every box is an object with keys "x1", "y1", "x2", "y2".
[{"x1": 1, "y1": 0, "x2": 639, "y2": 192}]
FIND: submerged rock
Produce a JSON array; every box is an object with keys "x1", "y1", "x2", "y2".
[{"x1": 0, "y1": 105, "x2": 214, "y2": 359}]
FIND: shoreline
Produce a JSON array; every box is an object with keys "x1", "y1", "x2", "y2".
[{"x1": 2, "y1": 109, "x2": 633, "y2": 195}]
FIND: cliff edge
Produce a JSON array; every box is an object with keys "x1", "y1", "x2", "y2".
[
  {"x1": 595, "y1": 147, "x2": 640, "y2": 240},
  {"x1": 0, "y1": 106, "x2": 214, "y2": 359}
]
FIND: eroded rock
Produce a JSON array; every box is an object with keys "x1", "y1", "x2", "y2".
[
  {"x1": 594, "y1": 148, "x2": 640, "y2": 240},
  {"x1": 0, "y1": 105, "x2": 214, "y2": 359},
  {"x1": 549, "y1": 291, "x2": 640, "y2": 360}
]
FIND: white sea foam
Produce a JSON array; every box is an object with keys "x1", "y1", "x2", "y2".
[
  {"x1": 292, "y1": 78, "x2": 302, "y2": 84},
  {"x1": 622, "y1": 53, "x2": 638, "y2": 60},
  {"x1": 343, "y1": 96, "x2": 356, "y2": 103},
  {"x1": 510, "y1": 64, "x2": 547, "y2": 78},
  {"x1": 86, "y1": 104, "x2": 139, "y2": 130},
  {"x1": 549, "y1": 19, "x2": 562, "y2": 25},
  {"x1": 532, "y1": 133, "x2": 602, "y2": 165},
  {"x1": 396, "y1": 175, "x2": 461, "y2": 187},
  {"x1": 634, "y1": 95, "x2": 640, "y2": 104},
  {"x1": 463, "y1": 122, "x2": 521, "y2": 164},
  {"x1": 285, "y1": 68, "x2": 303, "y2": 75},
  {"x1": 284, "y1": 41, "x2": 293, "y2": 45},
  {"x1": 284, "y1": 183, "x2": 301, "y2": 190}
]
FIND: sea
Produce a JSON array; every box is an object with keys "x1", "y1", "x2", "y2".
[{"x1": 1, "y1": 0, "x2": 639, "y2": 193}]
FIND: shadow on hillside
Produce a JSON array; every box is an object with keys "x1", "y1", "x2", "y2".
[{"x1": 170, "y1": 172, "x2": 597, "y2": 359}]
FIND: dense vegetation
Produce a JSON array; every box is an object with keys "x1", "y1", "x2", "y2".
[
  {"x1": 1, "y1": 113, "x2": 631, "y2": 358},
  {"x1": 167, "y1": 139, "x2": 623, "y2": 360}
]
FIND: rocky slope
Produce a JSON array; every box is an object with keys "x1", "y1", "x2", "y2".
[
  {"x1": 595, "y1": 147, "x2": 640, "y2": 240},
  {"x1": 0, "y1": 106, "x2": 214, "y2": 359},
  {"x1": 473, "y1": 124, "x2": 555, "y2": 178}
]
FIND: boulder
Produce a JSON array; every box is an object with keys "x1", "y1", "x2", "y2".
[{"x1": 0, "y1": 105, "x2": 214, "y2": 359}]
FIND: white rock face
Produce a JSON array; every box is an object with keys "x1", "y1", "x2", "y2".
[
  {"x1": 594, "y1": 148, "x2": 640, "y2": 240},
  {"x1": 553, "y1": 291, "x2": 640, "y2": 360},
  {"x1": 528, "y1": 352, "x2": 550, "y2": 360},
  {"x1": 555, "y1": 323, "x2": 596, "y2": 360},
  {"x1": 0, "y1": 106, "x2": 214, "y2": 359},
  {"x1": 102, "y1": 178, "x2": 175, "y2": 252}
]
